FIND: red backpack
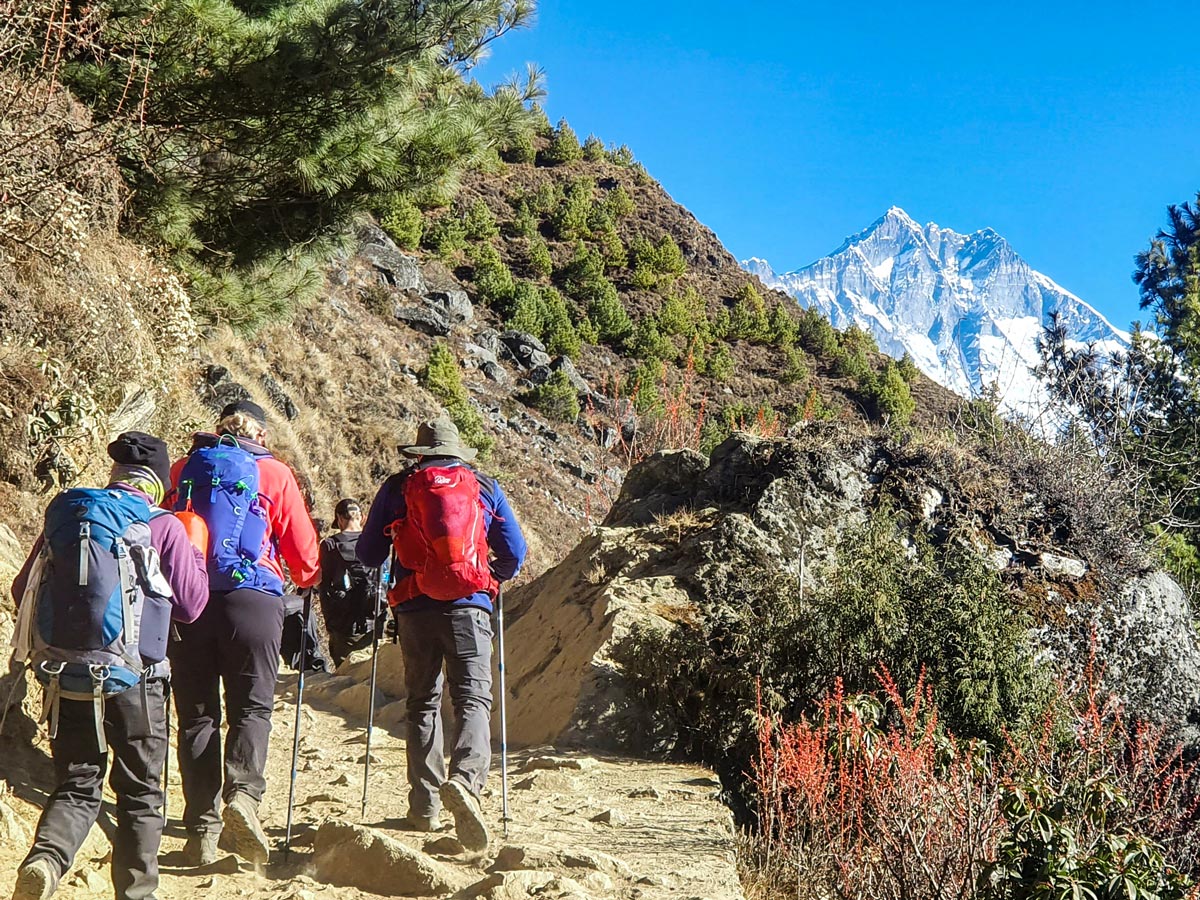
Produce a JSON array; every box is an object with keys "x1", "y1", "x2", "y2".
[{"x1": 388, "y1": 466, "x2": 497, "y2": 604}]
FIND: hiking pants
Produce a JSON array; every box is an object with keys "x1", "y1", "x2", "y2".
[
  {"x1": 170, "y1": 588, "x2": 284, "y2": 835},
  {"x1": 398, "y1": 607, "x2": 494, "y2": 818},
  {"x1": 23, "y1": 679, "x2": 168, "y2": 900}
]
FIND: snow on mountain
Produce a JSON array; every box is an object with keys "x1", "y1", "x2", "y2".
[{"x1": 743, "y1": 207, "x2": 1129, "y2": 419}]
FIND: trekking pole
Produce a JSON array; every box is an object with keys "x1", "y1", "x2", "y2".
[
  {"x1": 283, "y1": 588, "x2": 312, "y2": 858},
  {"x1": 362, "y1": 553, "x2": 390, "y2": 821},
  {"x1": 163, "y1": 682, "x2": 172, "y2": 826},
  {"x1": 497, "y1": 585, "x2": 510, "y2": 837}
]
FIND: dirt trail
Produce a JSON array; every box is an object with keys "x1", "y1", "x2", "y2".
[{"x1": 0, "y1": 669, "x2": 743, "y2": 899}]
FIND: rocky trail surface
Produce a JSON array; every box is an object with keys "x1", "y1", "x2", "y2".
[{"x1": 0, "y1": 664, "x2": 742, "y2": 900}]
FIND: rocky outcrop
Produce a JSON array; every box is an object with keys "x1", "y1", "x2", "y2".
[
  {"x1": 504, "y1": 430, "x2": 1200, "y2": 751},
  {"x1": 314, "y1": 819, "x2": 469, "y2": 896}
]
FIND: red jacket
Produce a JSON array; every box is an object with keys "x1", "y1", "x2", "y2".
[{"x1": 169, "y1": 433, "x2": 320, "y2": 590}]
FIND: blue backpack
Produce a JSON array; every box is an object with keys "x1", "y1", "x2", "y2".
[
  {"x1": 175, "y1": 435, "x2": 281, "y2": 594},
  {"x1": 18, "y1": 488, "x2": 174, "y2": 749}
]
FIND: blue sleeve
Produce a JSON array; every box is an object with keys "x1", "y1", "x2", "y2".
[
  {"x1": 357, "y1": 474, "x2": 405, "y2": 567},
  {"x1": 485, "y1": 482, "x2": 527, "y2": 583}
]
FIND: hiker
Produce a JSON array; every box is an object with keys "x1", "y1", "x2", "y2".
[
  {"x1": 358, "y1": 416, "x2": 527, "y2": 852},
  {"x1": 167, "y1": 400, "x2": 320, "y2": 867},
  {"x1": 9, "y1": 432, "x2": 209, "y2": 900},
  {"x1": 318, "y1": 499, "x2": 382, "y2": 669}
]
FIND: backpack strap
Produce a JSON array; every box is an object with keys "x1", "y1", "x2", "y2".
[{"x1": 115, "y1": 543, "x2": 142, "y2": 672}]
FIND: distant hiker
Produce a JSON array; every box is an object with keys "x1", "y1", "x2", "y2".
[
  {"x1": 319, "y1": 499, "x2": 382, "y2": 669},
  {"x1": 9, "y1": 432, "x2": 208, "y2": 900},
  {"x1": 168, "y1": 400, "x2": 320, "y2": 867},
  {"x1": 358, "y1": 416, "x2": 527, "y2": 852}
]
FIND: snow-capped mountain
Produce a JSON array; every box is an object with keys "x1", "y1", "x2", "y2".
[{"x1": 743, "y1": 207, "x2": 1128, "y2": 419}]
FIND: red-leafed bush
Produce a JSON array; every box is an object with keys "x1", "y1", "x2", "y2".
[
  {"x1": 747, "y1": 660, "x2": 1200, "y2": 900},
  {"x1": 749, "y1": 669, "x2": 1001, "y2": 900}
]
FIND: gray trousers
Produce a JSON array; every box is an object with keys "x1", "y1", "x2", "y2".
[
  {"x1": 397, "y1": 607, "x2": 493, "y2": 817},
  {"x1": 24, "y1": 679, "x2": 167, "y2": 900}
]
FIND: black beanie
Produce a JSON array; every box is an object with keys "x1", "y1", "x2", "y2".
[
  {"x1": 107, "y1": 431, "x2": 172, "y2": 488},
  {"x1": 219, "y1": 399, "x2": 268, "y2": 428}
]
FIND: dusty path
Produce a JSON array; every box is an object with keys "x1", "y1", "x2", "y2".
[{"x1": 0, "y1": 670, "x2": 743, "y2": 899}]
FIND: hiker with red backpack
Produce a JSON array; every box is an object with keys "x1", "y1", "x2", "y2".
[
  {"x1": 319, "y1": 499, "x2": 382, "y2": 669},
  {"x1": 8, "y1": 432, "x2": 209, "y2": 900},
  {"x1": 167, "y1": 400, "x2": 320, "y2": 867},
  {"x1": 357, "y1": 416, "x2": 527, "y2": 852}
]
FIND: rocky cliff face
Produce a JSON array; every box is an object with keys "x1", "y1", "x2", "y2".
[{"x1": 503, "y1": 428, "x2": 1200, "y2": 752}]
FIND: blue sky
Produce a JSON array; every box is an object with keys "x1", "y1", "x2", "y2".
[{"x1": 475, "y1": 2, "x2": 1200, "y2": 330}]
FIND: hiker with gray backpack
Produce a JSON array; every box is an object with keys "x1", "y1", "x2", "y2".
[
  {"x1": 166, "y1": 400, "x2": 320, "y2": 868},
  {"x1": 357, "y1": 416, "x2": 527, "y2": 852},
  {"x1": 318, "y1": 499, "x2": 382, "y2": 669},
  {"x1": 8, "y1": 432, "x2": 209, "y2": 900}
]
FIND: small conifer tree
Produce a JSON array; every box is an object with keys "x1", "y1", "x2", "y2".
[
  {"x1": 542, "y1": 119, "x2": 584, "y2": 165},
  {"x1": 582, "y1": 134, "x2": 606, "y2": 161}
]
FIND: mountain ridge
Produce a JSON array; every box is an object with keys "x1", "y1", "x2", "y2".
[{"x1": 744, "y1": 207, "x2": 1128, "y2": 417}]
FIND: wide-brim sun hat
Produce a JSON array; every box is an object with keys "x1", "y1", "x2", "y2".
[{"x1": 400, "y1": 415, "x2": 478, "y2": 462}]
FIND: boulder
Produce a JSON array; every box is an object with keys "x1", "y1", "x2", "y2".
[
  {"x1": 499, "y1": 332, "x2": 551, "y2": 370},
  {"x1": 358, "y1": 225, "x2": 426, "y2": 294},
  {"x1": 549, "y1": 357, "x2": 590, "y2": 394},
  {"x1": 394, "y1": 305, "x2": 451, "y2": 337},
  {"x1": 463, "y1": 871, "x2": 590, "y2": 900},
  {"x1": 424, "y1": 290, "x2": 473, "y2": 326},
  {"x1": 313, "y1": 819, "x2": 467, "y2": 896},
  {"x1": 482, "y1": 361, "x2": 509, "y2": 384}
]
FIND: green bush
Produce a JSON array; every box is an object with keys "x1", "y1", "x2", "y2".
[
  {"x1": 525, "y1": 237, "x2": 553, "y2": 279},
  {"x1": 527, "y1": 181, "x2": 564, "y2": 216},
  {"x1": 897, "y1": 351, "x2": 920, "y2": 382},
  {"x1": 628, "y1": 234, "x2": 688, "y2": 289},
  {"x1": 628, "y1": 358, "x2": 665, "y2": 414},
  {"x1": 708, "y1": 342, "x2": 735, "y2": 380},
  {"x1": 419, "y1": 343, "x2": 494, "y2": 457},
  {"x1": 542, "y1": 287, "x2": 581, "y2": 359},
  {"x1": 501, "y1": 132, "x2": 536, "y2": 164},
  {"x1": 575, "y1": 315, "x2": 600, "y2": 346},
  {"x1": 607, "y1": 144, "x2": 636, "y2": 166},
  {"x1": 541, "y1": 118, "x2": 584, "y2": 165},
  {"x1": 769, "y1": 301, "x2": 798, "y2": 347},
  {"x1": 506, "y1": 199, "x2": 539, "y2": 239},
  {"x1": 862, "y1": 360, "x2": 916, "y2": 425},
  {"x1": 629, "y1": 316, "x2": 677, "y2": 362},
  {"x1": 468, "y1": 242, "x2": 514, "y2": 307},
  {"x1": 797, "y1": 307, "x2": 839, "y2": 357},
  {"x1": 597, "y1": 226, "x2": 628, "y2": 269},
  {"x1": 506, "y1": 281, "x2": 545, "y2": 335},
  {"x1": 729, "y1": 283, "x2": 771, "y2": 342},
  {"x1": 832, "y1": 343, "x2": 871, "y2": 380},
  {"x1": 780, "y1": 345, "x2": 808, "y2": 385},
  {"x1": 582, "y1": 133, "x2": 605, "y2": 161},
  {"x1": 603, "y1": 184, "x2": 636, "y2": 219},
  {"x1": 377, "y1": 194, "x2": 423, "y2": 249},
  {"x1": 657, "y1": 291, "x2": 694, "y2": 337},
  {"x1": 981, "y1": 777, "x2": 1190, "y2": 900},
  {"x1": 587, "y1": 281, "x2": 633, "y2": 347},
  {"x1": 548, "y1": 177, "x2": 595, "y2": 240},
  {"x1": 422, "y1": 214, "x2": 467, "y2": 259},
  {"x1": 522, "y1": 369, "x2": 581, "y2": 423},
  {"x1": 462, "y1": 199, "x2": 499, "y2": 241}
]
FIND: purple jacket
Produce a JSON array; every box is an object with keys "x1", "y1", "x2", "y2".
[{"x1": 11, "y1": 484, "x2": 209, "y2": 625}]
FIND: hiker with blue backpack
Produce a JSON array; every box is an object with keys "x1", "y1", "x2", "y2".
[
  {"x1": 357, "y1": 416, "x2": 527, "y2": 852},
  {"x1": 8, "y1": 432, "x2": 209, "y2": 900},
  {"x1": 166, "y1": 400, "x2": 320, "y2": 868}
]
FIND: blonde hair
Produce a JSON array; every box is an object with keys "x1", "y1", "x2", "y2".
[{"x1": 216, "y1": 412, "x2": 266, "y2": 443}]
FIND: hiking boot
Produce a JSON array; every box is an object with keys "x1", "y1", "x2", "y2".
[
  {"x1": 184, "y1": 832, "x2": 220, "y2": 867},
  {"x1": 221, "y1": 792, "x2": 270, "y2": 865},
  {"x1": 439, "y1": 779, "x2": 489, "y2": 852},
  {"x1": 398, "y1": 812, "x2": 443, "y2": 833},
  {"x1": 12, "y1": 858, "x2": 57, "y2": 900}
]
